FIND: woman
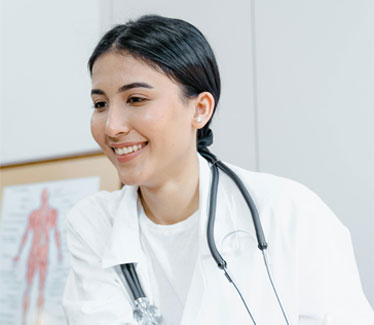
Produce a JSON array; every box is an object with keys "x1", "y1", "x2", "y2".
[{"x1": 63, "y1": 15, "x2": 374, "y2": 324}]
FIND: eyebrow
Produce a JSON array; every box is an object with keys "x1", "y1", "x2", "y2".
[{"x1": 91, "y1": 82, "x2": 154, "y2": 96}]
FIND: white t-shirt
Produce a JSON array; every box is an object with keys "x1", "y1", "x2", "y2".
[{"x1": 138, "y1": 198, "x2": 199, "y2": 325}]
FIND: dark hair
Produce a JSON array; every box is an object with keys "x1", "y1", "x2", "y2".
[{"x1": 88, "y1": 14, "x2": 220, "y2": 150}]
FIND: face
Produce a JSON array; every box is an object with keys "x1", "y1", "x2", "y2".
[{"x1": 90, "y1": 52, "x2": 198, "y2": 187}]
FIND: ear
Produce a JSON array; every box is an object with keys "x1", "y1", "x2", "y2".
[{"x1": 192, "y1": 92, "x2": 215, "y2": 129}]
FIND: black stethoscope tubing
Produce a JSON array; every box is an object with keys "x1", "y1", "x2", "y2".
[
  {"x1": 198, "y1": 149, "x2": 268, "y2": 268},
  {"x1": 120, "y1": 263, "x2": 145, "y2": 300}
]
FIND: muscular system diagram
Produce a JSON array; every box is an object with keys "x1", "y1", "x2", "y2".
[{"x1": 13, "y1": 188, "x2": 62, "y2": 325}]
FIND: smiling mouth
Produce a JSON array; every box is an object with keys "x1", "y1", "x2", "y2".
[{"x1": 112, "y1": 142, "x2": 148, "y2": 155}]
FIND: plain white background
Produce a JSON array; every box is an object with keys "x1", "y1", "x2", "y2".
[{"x1": 1, "y1": 0, "x2": 373, "y2": 308}]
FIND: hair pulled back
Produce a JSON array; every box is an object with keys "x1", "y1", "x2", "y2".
[{"x1": 88, "y1": 14, "x2": 220, "y2": 150}]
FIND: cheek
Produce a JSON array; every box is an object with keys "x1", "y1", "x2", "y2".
[
  {"x1": 140, "y1": 108, "x2": 170, "y2": 136},
  {"x1": 142, "y1": 104, "x2": 192, "y2": 150},
  {"x1": 90, "y1": 114, "x2": 105, "y2": 145}
]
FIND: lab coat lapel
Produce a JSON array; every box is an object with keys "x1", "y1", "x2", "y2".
[
  {"x1": 101, "y1": 185, "x2": 143, "y2": 267},
  {"x1": 100, "y1": 185, "x2": 153, "y2": 303}
]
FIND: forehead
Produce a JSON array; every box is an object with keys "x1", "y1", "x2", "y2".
[{"x1": 91, "y1": 52, "x2": 174, "y2": 89}]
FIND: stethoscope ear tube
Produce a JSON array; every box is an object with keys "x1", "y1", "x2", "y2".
[
  {"x1": 215, "y1": 160, "x2": 268, "y2": 251},
  {"x1": 198, "y1": 148, "x2": 268, "y2": 252},
  {"x1": 199, "y1": 148, "x2": 227, "y2": 268},
  {"x1": 206, "y1": 161, "x2": 227, "y2": 269}
]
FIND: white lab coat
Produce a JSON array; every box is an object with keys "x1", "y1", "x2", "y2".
[{"x1": 63, "y1": 154, "x2": 374, "y2": 324}]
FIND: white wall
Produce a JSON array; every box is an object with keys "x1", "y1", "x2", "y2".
[
  {"x1": 1, "y1": 0, "x2": 373, "y2": 308},
  {"x1": 253, "y1": 0, "x2": 374, "y2": 306},
  {"x1": 0, "y1": 0, "x2": 101, "y2": 165}
]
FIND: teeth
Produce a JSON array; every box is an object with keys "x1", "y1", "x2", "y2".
[{"x1": 113, "y1": 143, "x2": 146, "y2": 155}]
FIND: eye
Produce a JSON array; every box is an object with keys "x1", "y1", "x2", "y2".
[
  {"x1": 93, "y1": 101, "x2": 108, "y2": 110},
  {"x1": 127, "y1": 96, "x2": 146, "y2": 104}
]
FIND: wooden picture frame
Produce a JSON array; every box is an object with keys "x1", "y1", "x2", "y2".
[{"x1": 0, "y1": 151, "x2": 121, "y2": 214}]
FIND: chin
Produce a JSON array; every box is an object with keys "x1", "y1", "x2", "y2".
[{"x1": 117, "y1": 171, "x2": 144, "y2": 187}]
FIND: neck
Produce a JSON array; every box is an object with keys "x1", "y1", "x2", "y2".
[{"x1": 138, "y1": 153, "x2": 200, "y2": 225}]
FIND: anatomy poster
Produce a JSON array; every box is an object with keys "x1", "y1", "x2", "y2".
[{"x1": 0, "y1": 177, "x2": 100, "y2": 325}]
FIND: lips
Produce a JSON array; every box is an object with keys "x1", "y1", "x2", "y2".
[
  {"x1": 111, "y1": 141, "x2": 148, "y2": 163},
  {"x1": 113, "y1": 142, "x2": 147, "y2": 155},
  {"x1": 110, "y1": 141, "x2": 148, "y2": 149}
]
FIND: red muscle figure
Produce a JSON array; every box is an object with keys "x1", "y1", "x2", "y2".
[{"x1": 13, "y1": 188, "x2": 62, "y2": 325}]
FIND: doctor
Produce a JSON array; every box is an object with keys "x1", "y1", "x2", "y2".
[{"x1": 62, "y1": 15, "x2": 374, "y2": 324}]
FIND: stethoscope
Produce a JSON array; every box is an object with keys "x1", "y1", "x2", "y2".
[{"x1": 120, "y1": 148, "x2": 291, "y2": 325}]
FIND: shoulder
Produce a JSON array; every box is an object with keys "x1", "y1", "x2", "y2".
[
  {"x1": 220, "y1": 160, "x2": 308, "y2": 205},
  {"x1": 220, "y1": 160, "x2": 348, "y2": 235}
]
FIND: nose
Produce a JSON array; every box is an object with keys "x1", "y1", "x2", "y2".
[{"x1": 105, "y1": 103, "x2": 131, "y2": 137}]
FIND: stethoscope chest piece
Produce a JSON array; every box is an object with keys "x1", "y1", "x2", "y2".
[{"x1": 133, "y1": 297, "x2": 163, "y2": 325}]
